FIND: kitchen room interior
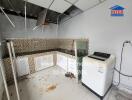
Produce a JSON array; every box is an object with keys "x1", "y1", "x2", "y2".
[{"x1": 0, "y1": 0, "x2": 132, "y2": 100}]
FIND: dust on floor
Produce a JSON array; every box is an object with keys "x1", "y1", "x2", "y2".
[{"x1": 3, "y1": 66, "x2": 132, "y2": 100}]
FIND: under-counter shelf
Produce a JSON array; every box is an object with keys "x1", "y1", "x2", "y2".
[
  {"x1": 3, "y1": 51, "x2": 77, "y2": 82},
  {"x1": 57, "y1": 53, "x2": 68, "y2": 71},
  {"x1": 34, "y1": 54, "x2": 54, "y2": 71},
  {"x1": 16, "y1": 56, "x2": 30, "y2": 77},
  {"x1": 56, "y1": 52, "x2": 77, "y2": 76}
]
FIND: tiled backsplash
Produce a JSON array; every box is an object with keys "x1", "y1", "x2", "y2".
[{"x1": 7, "y1": 39, "x2": 75, "y2": 55}]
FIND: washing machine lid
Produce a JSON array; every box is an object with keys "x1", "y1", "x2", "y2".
[{"x1": 88, "y1": 52, "x2": 110, "y2": 61}]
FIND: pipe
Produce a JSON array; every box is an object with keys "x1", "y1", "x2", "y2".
[
  {"x1": 10, "y1": 41, "x2": 18, "y2": 76},
  {"x1": 41, "y1": 9, "x2": 48, "y2": 33},
  {"x1": 7, "y1": 42, "x2": 21, "y2": 100},
  {"x1": 74, "y1": 41, "x2": 78, "y2": 83},
  {"x1": 56, "y1": 14, "x2": 63, "y2": 36},
  {"x1": 0, "y1": 7, "x2": 15, "y2": 28},
  {"x1": 24, "y1": 1, "x2": 27, "y2": 31},
  {"x1": 0, "y1": 60, "x2": 11, "y2": 100},
  {"x1": 33, "y1": 0, "x2": 55, "y2": 31}
]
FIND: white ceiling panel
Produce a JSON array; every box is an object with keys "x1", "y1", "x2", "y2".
[
  {"x1": 27, "y1": 0, "x2": 72, "y2": 13},
  {"x1": 75, "y1": 0, "x2": 100, "y2": 11},
  {"x1": 65, "y1": 0, "x2": 78, "y2": 4},
  {"x1": 27, "y1": 0, "x2": 53, "y2": 8},
  {"x1": 50, "y1": 0, "x2": 72, "y2": 13}
]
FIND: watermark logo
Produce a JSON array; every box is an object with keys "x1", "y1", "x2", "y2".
[{"x1": 110, "y1": 5, "x2": 125, "y2": 16}]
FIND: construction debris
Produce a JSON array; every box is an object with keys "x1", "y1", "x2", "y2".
[{"x1": 65, "y1": 72, "x2": 76, "y2": 79}]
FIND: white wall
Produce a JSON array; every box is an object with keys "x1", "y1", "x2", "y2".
[
  {"x1": 0, "y1": 33, "x2": 4, "y2": 100},
  {"x1": 0, "y1": 13, "x2": 58, "y2": 39},
  {"x1": 0, "y1": 61, "x2": 4, "y2": 100},
  {"x1": 59, "y1": 0, "x2": 132, "y2": 92}
]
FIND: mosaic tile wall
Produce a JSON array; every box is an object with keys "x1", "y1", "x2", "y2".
[
  {"x1": 3, "y1": 58, "x2": 13, "y2": 82},
  {"x1": 6, "y1": 39, "x2": 76, "y2": 54},
  {"x1": 58, "y1": 39, "x2": 75, "y2": 51}
]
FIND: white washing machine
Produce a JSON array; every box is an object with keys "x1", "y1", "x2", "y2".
[{"x1": 82, "y1": 52, "x2": 116, "y2": 99}]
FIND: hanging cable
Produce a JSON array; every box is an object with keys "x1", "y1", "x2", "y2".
[
  {"x1": 115, "y1": 68, "x2": 132, "y2": 77},
  {"x1": 115, "y1": 40, "x2": 132, "y2": 87}
]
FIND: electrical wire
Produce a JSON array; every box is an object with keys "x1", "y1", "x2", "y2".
[
  {"x1": 115, "y1": 41, "x2": 132, "y2": 87},
  {"x1": 114, "y1": 68, "x2": 132, "y2": 77}
]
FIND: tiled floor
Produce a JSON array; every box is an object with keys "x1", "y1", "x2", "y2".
[{"x1": 3, "y1": 66, "x2": 132, "y2": 100}]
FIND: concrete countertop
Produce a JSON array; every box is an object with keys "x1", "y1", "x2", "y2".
[{"x1": 4, "y1": 48, "x2": 75, "y2": 58}]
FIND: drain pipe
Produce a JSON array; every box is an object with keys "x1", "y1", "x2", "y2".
[
  {"x1": 0, "y1": 61, "x2": 11, "y2": 100},
  {"x1": 7, "y1": 42, "x2": 21, "y2": 100},
  {"x1": 0, "y1": 7, "x2": 15, "y2": 28}
]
